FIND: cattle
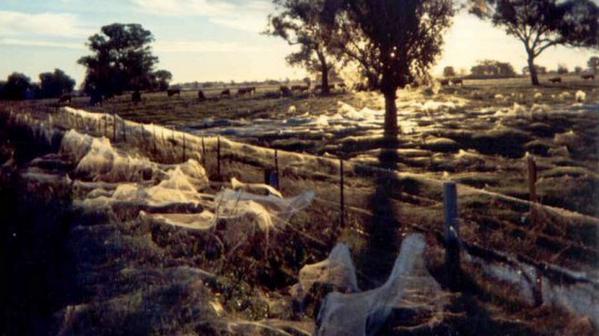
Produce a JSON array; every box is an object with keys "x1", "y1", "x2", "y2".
[
  {"x1": 337, "y1": 83, "x2": 347, "y2": 89},
  {"x1": 314, "y1": 84, "x2": 335, "y2": 92},
  {"x1": 198, "y1": 90, "x2": 206, "y2": 101},
  {"x1": 280, "y1": 86, "x2": 292, "y2": 97},
  {"x1": 440, "y1": 79, "x2": 450, "y2": 86},
  {"x1": 450, "y1": 78, "x2": 464, "y2": 86},
  {"x1": 291, "y1": 85, "x2": 310, "y2": 92},
  {"x1": 132, "y1": 90, "x2": 142, "y2": 104},
  {"x1": 221, "y1": 89, "x2": 231, "y2": 97},
  {"x1": 237, "y1": 87, "x2": 256, "y2": 96},
  {"x1": 89, "y1": 92, "x2": 103, "y2": 106},
  {"x1": 167, "y1": 88, "x2": 181, "y2": 97},
  {"x1": 582, "y1": 74, "x2": 595, "y2": 80},
  {"x1": 548, "y1": 77, "x2": 562, "y2": 83},
  {"x1": 58, "y1": 94, "x2": 72, "y2": 105}
]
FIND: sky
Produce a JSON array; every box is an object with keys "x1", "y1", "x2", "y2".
[{"x1": 0, "y1": 0, "x2": 597, "y2": 86}]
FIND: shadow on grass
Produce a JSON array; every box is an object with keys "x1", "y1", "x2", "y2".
[{"x1": 356, "y1": 137, "x2": 402, "y2": 287}]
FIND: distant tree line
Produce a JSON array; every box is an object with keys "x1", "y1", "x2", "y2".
[{"x1": 0, "y1": 69, "x2": 75, "y2": 101}]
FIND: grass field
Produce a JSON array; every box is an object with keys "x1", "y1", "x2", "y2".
[{"x1": 1, "y1": 74, "x2": 598, "y2": 335}]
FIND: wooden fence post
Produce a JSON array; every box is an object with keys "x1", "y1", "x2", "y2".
[
  {"x1": 122, "y1": 119, "x2": 127, "y2": 142},
  {"x1": 339, "y1": 159, "x2": 345, "y2": 229},
  {"x1": 201, "y1": 136, "x2": 206, "y2": 167},
  {"x1": 182, "y1": 133, "x2": 187, "y2": 162},
  {"x1": 443, "y1": 182, "x2": 461, "y2": 290},
  {"x1": 112, "y1": 113, "x2": 116, "y2": 141},
  {"x1": 217, "y1": 136, "x2": 221, "y2": 178},
  {"x1": 274, "y1": 149, "x2": 280, "y2": 189},
  {"x1": 528, "y1": 156, "x2": 538, "y2": 203}
]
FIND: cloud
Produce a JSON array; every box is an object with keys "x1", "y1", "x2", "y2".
[
  {"x1": 131, "y1": 0, "x2": 273, "y2": 32},
  {"x1": 0, "y1": 38, "x2": 84, "y2": 50},
  {"x1": 154, "y1": 40, "x2": 262, "y2": 53},
  {"x1": 0, "y1": 10, "x2": 91, "y2": 38}
]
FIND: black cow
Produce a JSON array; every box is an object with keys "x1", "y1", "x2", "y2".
[
  {"x1": 132, "y1": 90, "x2": 142, "y2": 104},
  {"x1": 582, "y1": 74, "x2": 595, "y2": 80},
  {"x1": 237, "y1": 87, "x2": 255, "y2": 96},
  {"x1": 548, "y1": 77, "x2": 562, "y2": 83},
  {"x1": 58, "y1": 94, "x2": 72, "y2": 105},
  {"x1": 167, "y1": 89, "x2": 181, "y2": 97},
  {"x1": 89, "y1": 92, "x2": 103, "y2": 106},
  {"x1": 280, "y1": 85, "x2": 292, "y2": 97},
  {"x1": 198, "y1": 90, "x2": 206, "y2": 101},
  {"x1": 221, "y1": 89, "x2": 231, "y2": 97},
  {"x1": 439, "y1": 79, "x2": 450, "y2": 86},
  {"x1": 450, "y1": 78, "x2": 464, "y2": 86}
]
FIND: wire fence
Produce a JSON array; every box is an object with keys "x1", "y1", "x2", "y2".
[{"x1": 2, "y1": 105, "x2": 598, "y2": 290}]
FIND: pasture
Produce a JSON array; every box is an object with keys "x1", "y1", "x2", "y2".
[{"x1": 2, "y1": 74, "x2": 598, "y2": 335}]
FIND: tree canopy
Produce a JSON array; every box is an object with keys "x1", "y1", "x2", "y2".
[
  {"x1": 471, "y1": 0, "x2": 599, "y2": 85},
  {"x1": 78, "y1": 23, "x2": 170, "y2": 97},
  {"x1": 38, "y1": 69, "x2": 76, "y2": 99},
  {"x1": 2, "y1": 73, "x2": 33, "y2": 101},
  {"x1": 266, "y1": 0, "x2": 336, "y2": 94}
]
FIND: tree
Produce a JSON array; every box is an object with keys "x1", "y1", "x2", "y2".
[
  {"x1": 471, "y1": 0, "x2": 599, "y2": 85},
  {"x1": 471, "y1": 60, "x2": 516, "y2": 78},
  {"x1": 152, "y1": 70, "x2": 173, "y2": 91},
  {"x1": 443, "y1": 66, "x2": 456, "y2": 77},
  {"x1": 38, "y1": 69, "x2": 76, "y2": 99},
  {"x1": 2, "y1": 73, "x2": 32, "y2": 100},
  {"x1": 78, "y1": 23, "x2": 159, "y2": 98},
  {"x1": 267, "y1": 0, "x2": 335, "y2": 95},
  {"x1": 324, "y1": 0, "x2": 454, "y2": 138},
  {"x1": 589, "y1": 56, "x2": 599, "y2": 73},
  {"x1": 557, "y1": 63, "x2": 569, "y2": 74},
  {"x1": 574, "y1": 66, "x2": 583, "y2": 74}
]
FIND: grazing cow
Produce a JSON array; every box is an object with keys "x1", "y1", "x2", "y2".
[
  {"x1": 337, "y1": 83, "x2": 347, "y2": 89},
  {"x1": 58, "y1": 94, "x2": 72, "y2": 105},
  {"x1": 450, "y1": 78, "x2": 464, "y2": 86},
  {"x1": 167, "y1": 88, "x2": 181, "y2": 97},
  {"x1": 291, "y1": 85, "x2": 310, "y2": 92},
  {"x1": 221, "y1": 89, "x2": 231, "y2": 97},
  {"x1": 132, "y1": 90, "x2": 142, "y2": 104},
  {"x1": 89, "y1": 92, "x2": 103, "y2": 106},
  {"x1": 280, "y1": 85, "x2": 292, "y2": 97},
  {"x1": 237, "y1": 87, "x2": 255, "y2": 96},
  {"x1": 581, "y1": 74, "x2": 595, "y2": 80},
  {"x1": 548, "y1": 77, "x2": 562, "y2": 83},
  {"x1": 440, "y1": 79, "x2": 450, "y2": 86},
  {"x1": 198, "y1": 90, "x2": 206, "y2": 101}
]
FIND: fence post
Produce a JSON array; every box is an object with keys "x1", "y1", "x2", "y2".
[
  {"x1": 122, "y1": 119, "x2": 127, "y2": 142},
  {"x1": 201, "y1": 136, "x2": 206, "y2": 167},
  {"x1": 443, "y1": 182, "x2": 461, "y2": 290},
  {"x1": 527, "y1": 156, "x2": 538, "y2": 203},
  {"x1": 339, "y1": 159, "x2": 345, "y2": 229},
  {"x1": 217, "y1": 136, "x2": 221, "y2": 178},
  {"x1": 182, "y1": 133, "x2": 186, "y2": 162},
  {"x1": 112, "y1": 113, "x2": 116, "y2": 141},
  {"x1": 152, "y1": 126, "x2": 157, "y2": 155},
  {"x1": 274, "y1": 149, "x2": 280, "y2": 189}
]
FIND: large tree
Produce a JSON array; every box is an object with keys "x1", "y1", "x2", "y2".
[
  {"x1": 471, "y1": 0, "x2": 599, "y2": 85},
  {"x1": 324, "y1": 0, "x2": 454, "y2": 138},
  {"x1": 38, "y1": 69, "x2": 76, "y2": 99},
  {"x1": 267, "y1": 0, "x2": 336, "y2": 95},
  {"x1": 1, "y1": 73, "x2": 32, "y2": 100},
  {"x1": 78, "y1": 23, "x2": 170, "y2": 97}
]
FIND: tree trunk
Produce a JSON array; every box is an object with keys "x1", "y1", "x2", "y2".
[
  {"x1": 528, "y1": 54, "x2": 540, "y2": 86},
  {"x1": 321, "y1": 66, "x2": 330, "y2": 95},
  {"x1": 383, "y1": 90, "x2": 398, "y2": 140}
]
